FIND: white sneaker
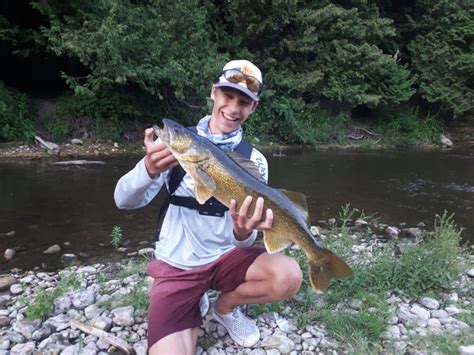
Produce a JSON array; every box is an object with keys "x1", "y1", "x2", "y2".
[
  {"x1": 199, "y1": 293, "x2": 209, "y2": 317},
  {"x1": 212, "y1": 306, "x2": 260, "y2": 347}
]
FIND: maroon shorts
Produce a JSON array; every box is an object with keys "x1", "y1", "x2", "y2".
[{"x1": 146, "y1": 246, "x2": 266, "y2": 348}]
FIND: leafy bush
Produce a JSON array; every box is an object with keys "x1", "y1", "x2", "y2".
[
  {"x1": 371, "y1": 109, "x2": 444, "y2": 144},
  {"x1": 0, "y1": 82, "x2": 35, "y2": 142}
]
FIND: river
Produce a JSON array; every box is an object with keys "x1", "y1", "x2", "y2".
[{"x1": 1, "y1": 148, "x2": 472, "y2": 273}]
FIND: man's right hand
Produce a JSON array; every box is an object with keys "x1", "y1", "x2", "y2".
[{"x1": 143, "y1": 128, "x2": 178, "y2": 178}]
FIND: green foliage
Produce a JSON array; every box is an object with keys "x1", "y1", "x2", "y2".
[
  {"x1": 117, "y1": 258, "x2": 148, "y2": 279},
  {"x1": 319, "y1": 304, "x2": 389, "y2": 344},
  {"x1": 25, "y1": 275, "x2": 80, "y2": 320},
  {"x1": 371, "y1": 109, "x2": 445, "y2": 144},
  {"x1": 0, "y1": 82, "x2": 35, "y2": 142},
  {"x1": 395, "y1": 212, "x2": 466, "y2": 296},
  {"x1": 110, "y1": 225, "x2": 123, "y2": 248},
  {"x1": 112, "y1": 284, "x2": 149, "y2": 310},
  {"x1": 44, "y1": 115, "x2": 73, "y2": 140},
  {"x1": 407, "y1": 0, "x2": 473, "y2": 118},
  {"x1": 32, "y1": 0, "x2": 225, "y2": 116}
]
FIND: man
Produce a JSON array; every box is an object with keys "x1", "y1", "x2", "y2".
[{"x1": 114, "y1": 60, "x2": 302, "y2": 354}]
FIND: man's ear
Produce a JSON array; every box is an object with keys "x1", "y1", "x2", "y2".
[
  {"x1": 250, "y1": 101, "x2": 259, "y2": 114},
  {"x1": 210, "y1": 86, "x2": 217, "y2": 101}
]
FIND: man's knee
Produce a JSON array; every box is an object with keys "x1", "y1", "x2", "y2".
[{"x1": 271, "y1": 257, "x2": 303, "y2": 299}]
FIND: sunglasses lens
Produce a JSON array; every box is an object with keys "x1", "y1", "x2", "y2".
[{"x1": 222, "y1": 69, "x2": 262, "y2": 93}]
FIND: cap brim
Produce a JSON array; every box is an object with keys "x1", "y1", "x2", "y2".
[{"x1": 214, "y1": 83, "x2": 260, "y2": 102}]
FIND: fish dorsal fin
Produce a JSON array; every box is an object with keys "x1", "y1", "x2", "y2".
[
  {"x1": 225, "y1": 151, "x2": 264, "y2": 182},
  {"x1": 263, "y1": 229, "x2": 293, "y2": 254},
  {"x1": 193, "y1": 165, "x2": 216, "y2": 204},
  {"x1": 280, "y1": 189, "x2": 310, "y2": 225}
]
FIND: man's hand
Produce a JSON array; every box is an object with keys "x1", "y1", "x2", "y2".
[
  {"x1": 143, "y1": 128, "x2": 178, "y2": 178},
  {"x1": 229, "y1": 196, "x2": 273, "y2": 240}
]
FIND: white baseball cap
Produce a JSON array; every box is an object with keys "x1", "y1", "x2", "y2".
[{"x1": 214, "y1": 60, "x2": 263, "y2": 101}]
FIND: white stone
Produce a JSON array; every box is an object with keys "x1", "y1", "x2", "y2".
[
  {"x1": 419, "y1": 297, "x2": 440, "y2": 310},
  {"x1": 431, "y1": 309, "x2": 448, "y2": 319},
  {"x1": 43, "y1": 244, "x2": 61, "y2": 254},
  {"x1": 410, "y1": 304, "x2": 431, "y2": 320},
  {"x1": 459, "y1": 345, "x2": 474, "y2": 355},
  {"x1": 427, "y1": 318, "x2": 442, "y2": 328},
  {"x1": 111, "y1": 306, "x2": 135, "y2": 326},
  {"x1": 10, "y1": 284, "x2": 23, "y2": 295},
  {"x1": 446, "y1": 305, "x2": 461, "y2": 315}
]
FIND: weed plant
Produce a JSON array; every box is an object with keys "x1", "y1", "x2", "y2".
[
  {"x1": 110, "y1": 225, "x2": 123, "y2": 248},
  {"x1": 371, "y1": 109, "x2": 444, "y2": 145},
  {"x1": 249, "y1": 207, "x2": 469, "y2": 351},
  {"x1": 0, "y1": 82, "x2": 35, "y2": 142},
  {"x1": 25, "y1": 275, "x2": 80, "y2": 320}
]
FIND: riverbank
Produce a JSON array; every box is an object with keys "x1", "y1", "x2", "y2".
[
  {"x1": 1, "y1": 217, "x2": 473, "y2": 354},
  {"x1": 0, "y1": 136, "x2": 456, "y2": 161}
]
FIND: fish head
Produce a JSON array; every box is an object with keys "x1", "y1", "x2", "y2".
[{"x1": 153, "y1": 119, "x2": 209, "y2": 164}]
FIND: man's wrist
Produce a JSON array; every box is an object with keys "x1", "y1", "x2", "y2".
[{"x1": 233, "y1": 229, "x2": 252, "y2": 241}]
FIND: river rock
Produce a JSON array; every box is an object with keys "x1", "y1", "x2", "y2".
[
  {"x1": 91, "y1": 315, "x2": 113, "y2": 331},
  {"x1": 71, "y1": 138, "x2": 83, "y2": 145},
  {"x1": 43, "y1": 244, "x2": 61, "y2": 254},
  {"x1": 385, "y1": 226, "x2": 400, "y2": 238},
  {"x1": 459, "y1": 345, "x2": 474, "y2": 355},
  {"x1": 445, "y1": 305, "x2": 461, "y2": 315},
  {"x1": 440, "y1": 134, "x2": 453, "y2": 148},
  {"x1": 11, "y1": 341, "x2": 36, "y2": 353},
  {"x1": 0, "y1": 316, "x2": 11, "y2": 327},
  {"x1": 13, "y1": 319, "x2": 42, "y2": 339},
  {"x1": 261, "y1": 334, "x2": 295, "y2": 353},
  {"x1": 0, "y1": 275, "x2": 16, "y2": 290},
  {"x1": 10, "y1": 283, "x2": 23, "y2": 295},
  {"x1": 111, "y1": 306, "x2": 135, "y2": 326},
  {"x1": 410, "y1": 304, "x2": 431, "y2": 320},
  {"x1": 4, "y1": 248, "x2": 15, "y2": 260},
  {"x1": 401, "y1": 227, "x2": 423, "y2": 238},
  {"x1": 419, "y1": 297, "x2": 440, "y2": 310},
  {"x1": 54, "y1": 294, "x2": 72, "y2": 314},
  {"x1": 71, "y1": 289, "x2": 96, "y2": 310}
]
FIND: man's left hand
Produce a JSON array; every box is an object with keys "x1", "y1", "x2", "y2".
[{"x1": 229, "y1": 196, "x2": 273, "y2": 240}]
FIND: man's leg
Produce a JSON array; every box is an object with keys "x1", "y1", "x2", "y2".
[
  {"x1": 149, "y1": 327, "x2": 199, "y2": 355},
  {"x1": 215, "y1": 252, "x2": 303, "y2": 314}
]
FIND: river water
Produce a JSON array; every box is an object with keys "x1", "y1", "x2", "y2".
[{"x1": 1, "y1": 148, "x2": 473, "y2": 273}]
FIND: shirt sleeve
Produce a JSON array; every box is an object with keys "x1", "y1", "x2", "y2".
[{"x1": 114, "y1": 157, "x2": 169, "y2": 209}]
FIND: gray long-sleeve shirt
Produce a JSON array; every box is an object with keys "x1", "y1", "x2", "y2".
[{"x1": 114, "y1": 145, "x2": 268, "y2": 270}]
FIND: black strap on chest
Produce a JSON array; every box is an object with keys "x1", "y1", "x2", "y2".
[{"x1": 157, "y1": 126, "x2": 253, "y2": 225}]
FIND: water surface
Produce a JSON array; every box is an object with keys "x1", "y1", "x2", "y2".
[{"x1": 1, "y1": 148, "x2": 472, "y2": 272}]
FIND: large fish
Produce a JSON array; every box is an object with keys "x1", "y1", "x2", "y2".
[{"x1": 154, "y1": 118, "x2": 352, "y2": 292}]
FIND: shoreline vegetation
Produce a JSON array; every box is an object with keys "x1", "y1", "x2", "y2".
[{"x1": 0, "y1": 209, "x2": 473, "y2": 354}]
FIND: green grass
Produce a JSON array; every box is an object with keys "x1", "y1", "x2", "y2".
[
  {"x1": 371, "y1": 109, "x2": 444, "y2": 145},
  {"x1": 250, "y1": 207, "x2": 470, "y2": 352},
  {"x1": 25, "y1": 275, "x2": 80, "y2": 320}
]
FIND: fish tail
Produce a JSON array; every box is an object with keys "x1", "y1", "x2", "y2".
[{"x1": 307, "y1": 251, "x2": 353, "y2": 293}]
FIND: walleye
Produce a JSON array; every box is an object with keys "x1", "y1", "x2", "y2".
[{"x1": 154, "y1": 118, "x2": 352, "y2": 292}]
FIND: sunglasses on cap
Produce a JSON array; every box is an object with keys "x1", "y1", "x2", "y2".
[{"x1": 217, "y1": 69, "x2": 263, "y2": 94}]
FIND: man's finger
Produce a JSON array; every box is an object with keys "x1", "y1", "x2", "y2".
[{"x1": 238, "y1": 196, "x2": 253, "y2": 219}]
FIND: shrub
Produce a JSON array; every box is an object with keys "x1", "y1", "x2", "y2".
[
  {"x1": 371, "y1": 109, "x2": 444, "y2": 144},
  {"x1": 0, "y1": 82, "x2": 35, "y2": 142}
]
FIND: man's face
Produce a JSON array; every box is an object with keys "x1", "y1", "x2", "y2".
[{"x1": 209, "y1": 86, "x2": 258, "y2": 135}]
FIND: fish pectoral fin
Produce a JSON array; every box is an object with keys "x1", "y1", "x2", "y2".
[
  {"x1": 194, "y1": 179, "x2": 214, "y2": 204},
  {"x1": 193, "y1": 166, "x2": 216, "y2": 204},
  {"x1": 263, "y1": 230, "x2": 293, "y2": 254},
  {"x1": 280, "y1": 189, "x2": 310, "y2": 225}
]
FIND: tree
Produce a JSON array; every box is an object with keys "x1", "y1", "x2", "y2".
[{"x1": 32, "y1": 0, "x2": 226, "y2": 115}]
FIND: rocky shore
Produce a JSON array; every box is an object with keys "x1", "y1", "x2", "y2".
[{"x1": 0, "y1": 219, "x2": 473, "y2": 355}]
